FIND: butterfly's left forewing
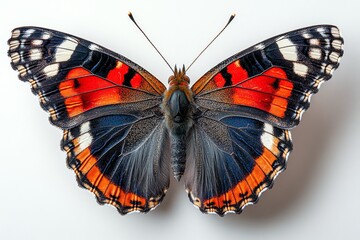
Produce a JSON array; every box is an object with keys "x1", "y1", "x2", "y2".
[
  {"x1": 185, "y1": 25, "x2": 343, "y2": 215},
  {"x1": 9, "y1": 27, "x2": 170, "y2": 214}
]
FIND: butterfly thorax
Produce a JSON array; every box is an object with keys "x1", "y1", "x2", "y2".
[{"x1": 162, "y1": 66, "x2": 194, "y2": 181}]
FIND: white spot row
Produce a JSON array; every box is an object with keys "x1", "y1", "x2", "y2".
[
  {"x1": 42, "y1": 32, "x2": 51, "y2": 39},
  {"x1": 277, "y1": 38, "x2": 298, "y2": 61},
  {"x1": 43, "y1": 63, "x2": 60, "y2": 77},
  {"x1": 11, "y1": 29, "x2": 21, "y2": 38},
  {"x1": 9, "y1": 40, "x2": 20, "y2": 50},
  {"x1": 302, "y1": 33, "x2": 312, "y2": 39},
  {"x1": 17, "y1": 65, "x2": 27, "y2": 77},
  {"x1": 329, "y1": 52, "x2": 341, "y2": 63},
  {"x1": 316, "y1": 27, "x2": 327, "y2": 37},
  {"x1": 261, "y1": 123, "x2": 275, "y2": 152},
  {"x1": 309, "y1": 38, "x2": 320, "y2": 46},
  {"x1": 32, "y1": 39, "x2": 43, "y2": 46},
  {"x1": 29, "y1": 48, "x2": 43, "y2": 61},
  {"x1": 23, "y1": 29, "x2": 35, "y2": 38},
  {"x1": 308, "y1": 47, "x2": 322, "y2": 60},
  {"x1": 10, "y1": 52, "x2": 20, "y2": 63},
  {"x1": 78, "y1": 122, "x2": 93, "y2": 152},
  {"x1": 293, "y1": 62, "x2": 308, "y2": 77},
  {"x1": 331, "y1": 27, "x2": 341, "y2": 38},
  {"x1": 54, "y1": 37, "x2": 78, "y2": 62},
  {"x1": 331, "y1": 39, "x2": 343, "y2": 50}
]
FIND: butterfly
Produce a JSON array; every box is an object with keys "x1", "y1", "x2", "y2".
[{"x1": 8, "y1": 22, "x2": 343, "y2": 216}]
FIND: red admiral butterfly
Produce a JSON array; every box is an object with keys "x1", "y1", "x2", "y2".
[{"x1": 8, "y1": 16, "x2": 343, "y2": 216}]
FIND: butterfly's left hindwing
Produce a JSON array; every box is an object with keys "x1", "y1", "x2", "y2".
[
  {"x1": 186, "y1": 25, "x2": 343, "y2": 215},
  {"x1": 8, "y1": 27, "x2": 170, "y2": 214}
]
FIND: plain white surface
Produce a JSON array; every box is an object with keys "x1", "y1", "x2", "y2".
[{"x1": 0, "y1": 0, "x2": 359, "y2": 239}]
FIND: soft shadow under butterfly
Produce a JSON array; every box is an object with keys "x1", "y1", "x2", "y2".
[{"x1": 8, "y1": 13, "x2": 343, "y2": 216}]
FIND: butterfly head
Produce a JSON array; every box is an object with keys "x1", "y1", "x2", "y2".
[{"x1": 168, "y1": 65, "x2": 190, "y2": 86}]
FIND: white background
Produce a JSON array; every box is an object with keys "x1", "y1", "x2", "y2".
[{"x1": 0, "y1": 0, "x2": 359, "y2": 239}]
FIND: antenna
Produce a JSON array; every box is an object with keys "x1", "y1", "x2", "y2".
[
  {"x1": 186, "y1": 14, "x2": 236, "y2": 72},
  {"x1": 128, "y1": 12, "x2": 174, "y2": 73}
]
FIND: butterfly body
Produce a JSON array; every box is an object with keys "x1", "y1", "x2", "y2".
[
  {"x1": 8, "y1": 25, "x2": 343, "y2": 216},
  {"x1": 162, "y1": 65, "x2": 194, "y2": 180}
]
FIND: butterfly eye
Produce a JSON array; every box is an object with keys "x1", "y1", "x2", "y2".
[
  {"x1": 168, "y1": 75, "x2": 175, "y2": 83},
  {"x1": 184, "y1": 75, "x2": 190, "y2": 83}
]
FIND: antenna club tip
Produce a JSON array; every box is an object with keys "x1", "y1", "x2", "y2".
[{"x1": 128, "y1": 12, "x2": 135, "y2": 21}]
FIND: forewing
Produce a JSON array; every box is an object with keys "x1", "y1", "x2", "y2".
[
  {"x1": 8, "y1": 27, "x2": 166, "y2": 128},
  {"x1": 192, "y1": 25, "x2": 344, "y2": 128}
]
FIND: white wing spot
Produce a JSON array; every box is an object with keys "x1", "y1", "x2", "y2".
[
  {"x1": 42, "y1": 32, "x2": 51, "y2": 39},
  {"x1": 317, "y1": 27, "x2": 327, "y2": 37},
  {"x1": 293, "y1": 62, "x2": 308, "y2": 77},
  {"x1": 80, "y1": 122, "x2": 91, "y2": 135},
  {"x1": 38, "y1": 92, "x2": 48, "y2": 104},
  {"x1": 29, "y1": 79, "x2": 37, "y2": 88},
  {"x1": 329, "y1": 52, "x2": 340, "y2": 63},
  {"x1": 9, "y1": 40, "x2": 20, "y2": 50},
  {"x1": 17, "y1": 65, "x2": 27, "y2": 76},
  {"x1": 309, "y1": 48, "x2": 322, "y2": 60},
  {"x1": 325, "y1": 64, "x2": 334, "y2": 75},
  {"x1": 277, "y1": 38, "x2": 298, "y2": 61},
  {"x1": 76, "y1": 122, "x2": 92, "y2": 153},
  {"x1": 302, "y1": 33, "x2": 312, "y2": 39},
  {"x1": 331, "y1": 27, "x2": 341, "y2": 38},
  {"x1": 309, "y1": 38, "x2": 320, "y2": 46},
  {"x1": 30, "y1": 48, "x2": 42, "y2": 61},
  {"x1": 54, "y1": 37, "x2": 78, "y2": 62},
  {"x1": 23, "y1": 29, "x2": 35, "y2": 38},
  {"x1": 78, "y1": 133, "x2": 93, "y2": 152},
  {"x1": 261, "y1": 124, "x2": 275, "y2": 151},
  {"x1": 43, "y1": 63, "x2": 60, "y2": 77},
  {"x1": 10, "y1": 52, "x2": 20, "y2": 63},
  {"x1": 32, "y1": 39, "x2": 43, "y2": 46},
  {"x1": 331, "y1": 39, "x2": 342, "y2": 50},
  {"x1": 12, "y1": 29, "x2": 21, "y2": 38}
]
